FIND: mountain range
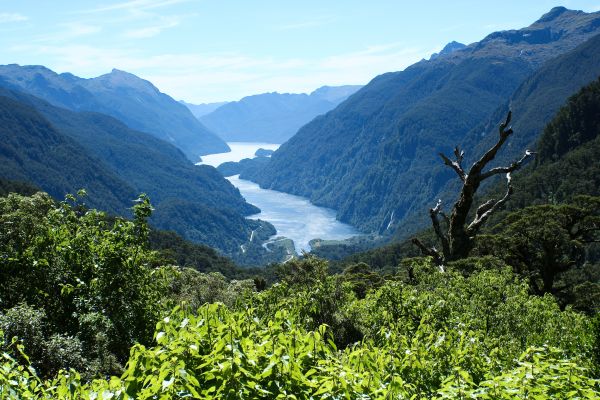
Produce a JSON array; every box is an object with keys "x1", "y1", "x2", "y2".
[
  {"x1": 196, "y1": 85, "x2": 362, "y2": 143},
  {"x1": 1, "y1": 6, "x2": 598, "y2": 265},
  {"x1": 242, "y1": 7, "x2": 600, "y2": 239},
  {"x1": 0, "y1": 83, "x2": 269, "y2": 260},
  {"x1": 0, "y1": 66, "x2": 228, "y2": 161}
]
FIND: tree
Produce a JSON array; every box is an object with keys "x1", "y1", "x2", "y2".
[
  {"x1": 413, "y1": 111, "x2": 534, "y2": 265},
  {"x1": 481, "y1": 196, "x2": 600, "y2": 294}
]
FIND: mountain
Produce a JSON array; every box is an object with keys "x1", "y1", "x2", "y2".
[
  {"x1": 0, "y1": 86, "x2": 273, "y2": 257},
  {"x1": 391, "y1": 32, "x2": 600, "y2": 239},
  {"x1": 181, "y1": 100, "x2": 229, "y2": 118},
  {"x1": 0, "y1": 66, "x2": 228, "y2": 161},
  {"x1": 199, "y1": 85, "x2": 362, "y2": 143},
  {"x1": 429, "y1": 41, "x2": 466, "y2": 60},
  {"x1": 337, "y1": 77, "x2": 600, "y2": 274},
  {"x1": 484, "y1": 76, "x2": 600, "y2": 217},
  {"x1": 0, "y1": 93, "x2": 136, "y2": 215},
  {"x1": 244, "y1": 7, "x2": 600, "y2": 237},
  {"x1": 462, "y1": 32, "x2": 600, "y2": 167}
]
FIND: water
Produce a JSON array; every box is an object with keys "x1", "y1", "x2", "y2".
[
  {"x1": 199, "y1": 142, "x2": 280, "y2": 167},
  {"x1": 200, "y1": 142, "x2": 360, "y2": 253},
  {"x1": 228, "y1": 175, "x2": 360, "y2": 253}
]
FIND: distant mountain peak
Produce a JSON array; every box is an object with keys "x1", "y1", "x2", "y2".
[
  {"x1": 110, "y1": 68, "x2": 132, "y2": 75},
  {"x1": 537, "y1": 6, "x2": 569, "y2": 23},
  {"x1": 93, "y1": 68, "x2": 157, "y2": 94},
  {"x1": 429, "y1": 41, "x2": 466, "y2": 60}
]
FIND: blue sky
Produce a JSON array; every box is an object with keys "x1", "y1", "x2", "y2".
[{"x1": 1, "y1": 1, "x2": 599, "y2": 102}]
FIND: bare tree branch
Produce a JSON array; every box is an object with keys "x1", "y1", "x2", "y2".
[
  {"x1": 413, "y1": 110, "x2": 533, "y2": 265},
  {"x1": 481, "y1": 150, "x2": 535, "y2": 180},
  {"x1": 467, "y1": 173, "x2": 514, "y2": 234},
  {"x1": 468, "y1": 111, "x2": 514, "y2": 178},
  {"x1": 439, "y1": 149, "x2": 466, "y2": 182},
  {"x1": 411, "y1": 238, "x2": 443, "y2": 265},
  {"x1": 439, "y1": 211, "x2": 450, "y2": 226}
]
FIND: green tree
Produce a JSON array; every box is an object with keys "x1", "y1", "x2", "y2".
[{"x1": 478, "y1": 196, "x2": 600, "y2": 293}]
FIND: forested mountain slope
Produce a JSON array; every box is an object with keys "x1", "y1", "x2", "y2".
[
  {"x1": 393, "y1": 31, "x2": 600, "y2": 239},
  {"x1": 0, "y1": 87, "x2": 269, "y2": 256},
  {"x1": 483, "y1": 76, "x2": 600, "y2": 218},
  {"x1": 199, "y1": 85, "x2": 362, "y2": 143},
  {"x1": 0, "y1": 94, "x2": 136, "y2": 215},
  {"x1": 344, "y1": 77, "x2": 600, "y2": 278},
  {"x1": 0, "y1": 66, "x2": 228, "y2": 161},
  {"x1": 246, "y1": 7, "x2": 600, "y2": 237}
]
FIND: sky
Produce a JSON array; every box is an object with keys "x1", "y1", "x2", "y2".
[{"x1": 1, "y1": 1, "x2": 599, "y2": 103}]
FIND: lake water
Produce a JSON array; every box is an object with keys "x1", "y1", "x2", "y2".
[
  {"x1": 228, "y1": 175, "x2": 360, "y2": 253},
  {"x1": 199, "y1": 142, "x2": 360, "y2": 253},
  {"x1": 199, "y1": 142, "x2": 281, "y2": 167}
]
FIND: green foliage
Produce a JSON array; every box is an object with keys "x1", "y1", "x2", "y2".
[
  {"x1": 2, "y1": 258, "x2": 598, "y2": 398},
  {"x1": 0, "y1": 192, "x2": 168, "y2": 377},
  {"x1": 340, "y1": 262, "x2": 384, "y2": 299},
  {"x1": 537, "y1": 77, "x2": 600, "y2": 163},
  {"x1": 165, "y1": 269, "x2": 256, "y2": 311},
  {"x1": 477, "y1": 198, "x2": 600, "y2": 294}
]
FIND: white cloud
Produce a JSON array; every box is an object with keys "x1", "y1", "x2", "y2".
[{"x1": 0, "y1": 13, "x2": 28, "y2": 23}]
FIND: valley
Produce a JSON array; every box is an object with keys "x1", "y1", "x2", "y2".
[
  {"x1": 1, "y1": 3, "x2": 600, "y2": 398},
  {"x1": 201, "y1": 142, "x2": 361, "y2": 255}
]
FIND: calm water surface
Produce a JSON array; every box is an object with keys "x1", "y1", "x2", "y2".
[
  {"x1": 228, "y1": 175, "x2": 360, "y2": 253},
  {"x1": 199, "y1": 142, "x2": 280, "y2": 167},
  {"x1": 200, "y1": 142, "x2": 359, "y2": 253}
]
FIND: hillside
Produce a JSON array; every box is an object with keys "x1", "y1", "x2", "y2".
[
  {"x1": 342, "y1": 77, "x2": 600, "y2": 277},
  {"x1": 483, "y1": 76, "x2": 600, "y2": 219},
  {"x1": 0, "y1": 86, "x2": 273, "y2": 257},
  {"x1": 0, "y1": 66, "x2": 228, "y2": 161},
  {"x1": 245, "y1": 7, "x2": 600, "y2": 237},
  {"x1": 0, "y1": 94, "x2": 136, "y2": 215},
  {"x1": 392, "y1": 31, "x2": 600, "y2": 239},
  {"x1": 199, "y1": 85, "x2": 362, "y2": 143}
]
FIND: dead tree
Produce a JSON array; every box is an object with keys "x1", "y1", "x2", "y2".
[{"x1": 412, "y1": 111, "x2": 534, "y2": 265}]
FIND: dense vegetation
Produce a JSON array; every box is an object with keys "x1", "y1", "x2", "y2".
[
  {"x1": 336, "y1": 74, "x2": 600, "y2": 303},
  {"x1": 0, "y1": 65, "x2": 227, "y2": 159},
  {"x1": 0, "y1": 86, "x2": 279, "y2": 260},
  {"x1": 0, "y1": 191, "x2": 264, "y2": 382},
  {"x1": 244, "y1": 9, "x2": 600, "y2": 240},
  {"x1": 1, "y1": 201, "x2": 599, "y2": 398},
  {"x1": 0, "y1": 93, "x2": 137, "y2": 216}
]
